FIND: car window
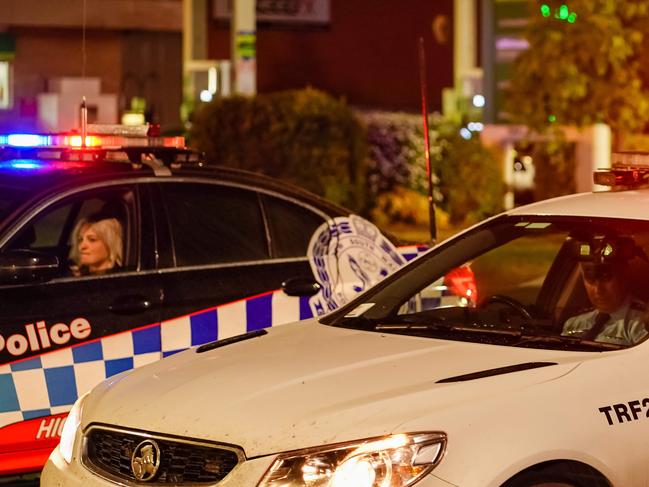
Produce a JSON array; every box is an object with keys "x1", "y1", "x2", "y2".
[
  {"x1": 161, "y1": 182, "x2": 269, "y2": 266},
  {"x1": 262, "y1": 194, "x2": 329, "y2": 258},
  {"x1": 4, "y1": 187, "x2": 137, "y2": 278},
  {"x1": 330, "y1": 216, "x2": 649, "y2": 352},
  {"x1": 469, "y1": 233, "x2": 564, "y2": 305}
]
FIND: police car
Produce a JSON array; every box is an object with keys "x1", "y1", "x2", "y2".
[
  {"x1": 42, "y1": 154, "x2": 649, "y2": 487},
  {"x1": 0, "y1": 125, "x2": 428, "y2": 481}
]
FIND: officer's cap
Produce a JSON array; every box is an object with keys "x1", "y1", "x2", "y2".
[{"x1": 575, "y1": 235, "x2": 637, "y2": 265}]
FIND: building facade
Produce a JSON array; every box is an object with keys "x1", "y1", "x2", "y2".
[
  {"x1": 0, "y1": 0, "x2": 183, "y2": 133},
  {"x1": 208, "y1": 0, "x2": 454, "y2": 113},
  {"x1": 0, "y1": 0, "x2": 455, "y2": 133}
]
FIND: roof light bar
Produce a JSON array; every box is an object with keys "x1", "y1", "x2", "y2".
[
  {"x1": 0, "y1": 127, "x2": 185, "y2": 151},
  {"x1": 86, "y1": 124, "x2": 150, "y2": 137},
  {"x1": 65, "y1": 135, "x2": 102, "y2": 147},
  {"x1": 611, "y1": 152, "x2": 649, "y2": 168},
  {"x1": 594, "y1": 152, "x2": 649, "y2": 188}
]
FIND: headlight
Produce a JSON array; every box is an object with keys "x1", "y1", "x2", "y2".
[
  {"x1": 258, "y1": 432, "x2": 446, "y2": 487},
  {"x1": 59, "y1": 392, "x2": 89, "y2": 463}
]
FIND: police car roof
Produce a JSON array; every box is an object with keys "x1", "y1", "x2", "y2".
[
  {"x1": 0, "y1": 157, "x2": 350, "y2": 216},
  {"x1": 507, "y1": 187, "x2": 649, "y2": 221}
]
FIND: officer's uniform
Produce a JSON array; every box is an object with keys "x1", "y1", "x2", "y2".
[{"x1": 562, "y1": 297, "x2": 648, "y2": 346}]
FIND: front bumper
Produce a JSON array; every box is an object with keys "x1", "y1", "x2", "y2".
[
  {"x1": 41, "y1": 445, "x2": 275, "y2": 486},
  {"x1": 42, "y1": 445, "x2": 458, "y2": 487}
]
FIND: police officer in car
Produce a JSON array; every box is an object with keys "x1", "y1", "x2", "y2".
[{"x1": 562, "y1": 236, "x2": 648, "y2": 346}]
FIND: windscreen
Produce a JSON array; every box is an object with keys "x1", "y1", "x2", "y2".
[{"x1": 330, "y1": 216, "x2": 649, "y2": 352}]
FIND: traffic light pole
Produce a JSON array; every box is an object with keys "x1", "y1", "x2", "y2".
[{"x1": 231, "y1": 0, "x2": 256, "y2": 95}]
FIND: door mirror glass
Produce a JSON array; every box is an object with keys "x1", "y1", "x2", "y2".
[{"x1": 0, "y1": 250, "x2": 59, "y2": 285}]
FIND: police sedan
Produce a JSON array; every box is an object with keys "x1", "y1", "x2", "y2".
[
  {"x1": 0, "y1": 127, "x2": 425, "y2": 480},
  {"x1": 41, "y1": 156, "x2": 649, "y2": 487}
]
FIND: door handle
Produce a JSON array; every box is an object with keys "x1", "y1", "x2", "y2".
[{"x1": 108, "y1": 295, "x2": 154, "y2": 315}]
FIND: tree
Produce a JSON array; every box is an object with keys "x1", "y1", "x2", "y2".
[{"x1": 506, "y1": 0, "x2": 649, "y2": 145}]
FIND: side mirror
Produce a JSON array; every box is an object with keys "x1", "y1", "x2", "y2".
[
  {"x1": 0, "y1": 250, "x2": 60, "y2": 285},
  {"x1": 281, "y1": 277, "x2": 322, "y2": 297}
]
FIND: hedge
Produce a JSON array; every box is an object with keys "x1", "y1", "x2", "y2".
[
  {"x1": 190, "y1": 88, "x2": 367, "y2": 212},
  {"x1": 190, "y1": 89, "x2": 504, "y2": 225},
  {"x1": 360, "y1": 110, "x2": 504, "y2": 225}
]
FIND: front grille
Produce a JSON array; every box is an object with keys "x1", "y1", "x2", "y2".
[{"x1": 83, "y1": 426, "x2": 243, "y2": 484}]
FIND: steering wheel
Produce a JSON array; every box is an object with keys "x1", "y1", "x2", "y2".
[{"x1": 481, "y1": 294, "x2": 532, "y2": 320}]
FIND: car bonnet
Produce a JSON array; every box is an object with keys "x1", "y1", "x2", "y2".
[{"x1": 83, "y1": 319, "x2": 585, "y2": 457}]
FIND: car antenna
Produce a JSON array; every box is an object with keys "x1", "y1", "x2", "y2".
[
  {"x1": 79, "y1": 0, "x2": 88, "y2": 148},
  {"x1": 418, "y1": 36, "x2": 437, "y2": 244}
]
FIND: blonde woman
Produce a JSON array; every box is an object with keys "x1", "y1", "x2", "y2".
[{"x1": 69, "y1": 216, "x2": 123, "y2": 276}]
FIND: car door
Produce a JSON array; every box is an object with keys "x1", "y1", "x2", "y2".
[
  {"x1": 0, "y1": 182, "x2": 163, "y2": 462},
  {"x1": 153, "y1": 181, "x2": 333, "y2": 354}
]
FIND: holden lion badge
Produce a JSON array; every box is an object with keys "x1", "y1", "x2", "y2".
[
  {"x1": 307, "y1": 215, "x2": 406, "y2": 316},
  {"x1": 131, "y1": 439, "x2": 161, "y2": 481}
]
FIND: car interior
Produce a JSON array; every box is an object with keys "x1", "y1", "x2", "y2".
[{"x1": 4, "y1": 190, "x2": 135, "y2": 278}]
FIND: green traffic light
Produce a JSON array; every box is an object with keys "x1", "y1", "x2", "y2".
[
  {"x1": 546, "y1": 4, "x2": 576, "y2": 22},
  {"x1": 559, "y1": 4, "x2": 569, "y2": 20},
  {"x1": 548, "y1": 115, "x2": 557, "y2": 123}
]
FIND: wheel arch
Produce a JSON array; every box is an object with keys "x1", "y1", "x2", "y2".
[{"x1": 500, "y1": 459, "x2": 612, "y2": 487}]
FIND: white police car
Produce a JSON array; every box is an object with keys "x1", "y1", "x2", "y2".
[
  {"x1": 42, "y1": 158, "x2": 649, "y2": 486},
  {"x1": 0, "y1": 125, "x2": 435, "y2": 482}
]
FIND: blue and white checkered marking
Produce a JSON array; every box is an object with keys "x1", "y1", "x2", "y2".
[
  {"x1": 0, "y1": 245, "x2": 429, "y2": 429},
  {"x1": 0, "y1": 291, "x2": 313, "y2": 427}
]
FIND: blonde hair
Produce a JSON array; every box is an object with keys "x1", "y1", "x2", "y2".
[{"x1": 69, "y1": 217, "x2": 123, "y2": 271}]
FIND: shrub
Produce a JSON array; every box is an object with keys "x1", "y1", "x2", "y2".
[
  {"x1": 190, "y1": 88, "x2": 367, "y2": 212},
  {"x1": 362, "y1": 111, "x2": 423, "y2": 195},
  {"x1": 530, "y1": 139, "x2": 576, "y2": 201},
  {"x1": 431, "y1": 117, "x2": 504, "y2": 224},
  {"x1": 359, "y1": 111, "x2": 504, "y2": 225},
  {"x1": 190, "y1": 89, "x2": 503, "y2": 225}
]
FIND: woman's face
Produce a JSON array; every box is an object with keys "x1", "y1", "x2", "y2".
[{"x1": 78, "y1": 224, "x2": 111, "y2": 272}]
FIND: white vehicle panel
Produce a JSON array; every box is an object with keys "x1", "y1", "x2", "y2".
[
  {"x1": 80, "y1": 319, "x2": 588, "y2": 458},
  {"x1": 507, "y1": 189, "x2": 649, "y2": 220}
]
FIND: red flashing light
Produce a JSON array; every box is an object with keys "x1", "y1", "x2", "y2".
[
  {"x1": 147, "y1": 124, "x2": 161, "y2": 137},
  {"x1": 65, "y1": 135, "x2": 102, "y2": 147}
]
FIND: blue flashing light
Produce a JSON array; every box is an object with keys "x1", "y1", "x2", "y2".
[
  {"x1": 0, "y1": 159, "x2": 43, "y2": 170},
  {"x1": 1, "y1": 134, "x2": 50, "y2": 147},
  {"x1": 460, "y1": 128, "x2": 472, "y2": 140}
]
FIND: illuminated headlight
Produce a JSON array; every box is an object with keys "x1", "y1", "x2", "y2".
[
  {"x1": 258, "y1": 432, "x2": 446, "y2": 487},
  {"x1": 59, "y1": 393, "x2": 89, "y2": 463}
]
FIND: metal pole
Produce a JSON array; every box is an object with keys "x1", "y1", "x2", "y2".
[
  {"x1": 231, "y1": 0, "x2": 256, "y2": 95},
  {"x1": 418, "y1": 37, "x2": 437, "y2": 243}
]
